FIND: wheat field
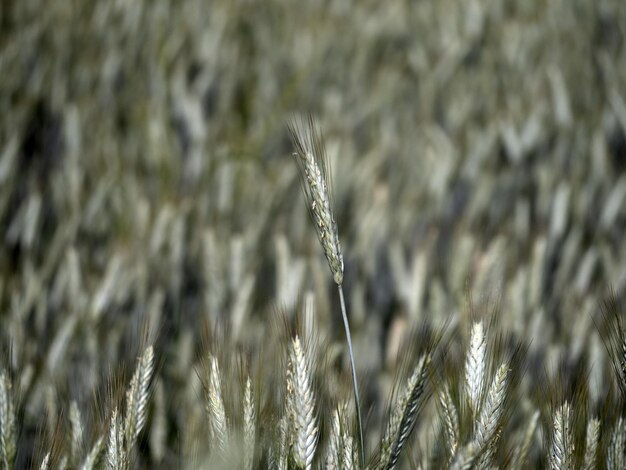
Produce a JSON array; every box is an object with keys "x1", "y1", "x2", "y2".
[{"x1": 1, "y1": 0, "x2": 626, "y2": 468}]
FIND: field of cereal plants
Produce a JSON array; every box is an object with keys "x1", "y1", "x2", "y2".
[{"x1": 1, "y1": 0, "x2": 626, "y2": 468}]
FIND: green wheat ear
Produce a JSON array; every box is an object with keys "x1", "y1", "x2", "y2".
[{"x1": 288, "y1": 116, "x2": 364, "y2": 466}]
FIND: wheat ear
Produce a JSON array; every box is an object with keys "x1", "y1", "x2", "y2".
[
  {"x1": 326, "y1": 408, "x2": 341, "y2": 469},
  {"x1": 474, "y1": 362, "x2": 509, "y2": 468},
  {"x1": 0, "y1": 370, "x2": 16, "y2": 470},
  {"x1": 287, "y1": 116, "x2": 343, "y2": 284},
  {"x1": 326, "y1": 404, "x2": 356, "y2": 470},
  {"x1": 125, "y1": 345, "x2": 154, "y2": 454},
  {"x1": 438, "y1": 383, "x2": 460, "y2": 461},
  {"x1": 607, "y1": 416, "x2": 625, "y2": 470},
  {"x1": 465, "y1": 321, "x2": 487, "y2": 417},
  {"x1": 205, "y1": 355, "x2": 228, "y2": 456},
  {"x1": 288, "y1": 116, "x2": 363, "y2": 465},
  {"x1": 549, "y1": 401, "x2": 574, "y2": 470},
  {"x1": 582, "y1": 417, "x2": 599, "y2": 470},
  {"x1": 287, "y1": 335, "x2": 318, "y2": 470},
  {"x1": 106, "y1": 408, "x2": 125, "y2": 470},
  {"x1": 272, "y1": 415, "x2": 289, "y2": 470},
  {"x1": 243, "y1": 376, "x2": 255, "y2": 470},
  {"x1": 69, "y1": 401, "x2": 84, "y2": 467},
  {"x1": 380, "y1": 354, "x2": 430, "y2": 470}
]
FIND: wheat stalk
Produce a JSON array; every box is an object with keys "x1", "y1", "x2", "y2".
[
  {"x1": 0, "y1": 370, "x2": 16, "y2": 470},
  {"x1": 288, "y1": 116, "x2": 363, "y2": 465}
]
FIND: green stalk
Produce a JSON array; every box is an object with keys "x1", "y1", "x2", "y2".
[{"x1": 338, "y1": 284, "x2": 364, "y2": 467}]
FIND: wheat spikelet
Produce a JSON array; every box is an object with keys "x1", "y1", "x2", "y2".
[
  {"x1": 549, "y1": 401, "x2": 574, "y2": 470},
  {"x1": 287, "y1": 335, "x2": 318, "y2": 469},
  {"x1": 124, "y1": 345, "x2": 154, "y2": 446},
  {"x1": 243, "y1": 376, "x2": 255, "y2": 470},
  {"x1": 511, "y1": 410, "x2": 539, "y2": 469},
  {"x1": 380, "y1": 354, "x2": 430, "y2": 470},
  {"x1": 287, "y1": 116, "x2": 343, "y2": 285},
  {"x1": 80, "y1": 436, "x2": 104, "y2": 470},
  {"x1": 438, "y1": 383, "x2": 459, "y2": 460},
  {"x1": 582, "y1": 417, "x2": 599, "y2": 470},
  {"x1": 607, "y1": 416, "x2": 625, "y2": 470},
  {"x1": 205, "y1": 355, "x2": 228, "y2": 455},
  {"x1": 465, "y1": 321, "x2": 487, "y2": 417},
  {"x1": 0, "y1": 370, "x2": 16, "y2": 470}
]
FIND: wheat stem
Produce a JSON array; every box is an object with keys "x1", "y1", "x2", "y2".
[{"x1": 339, "y1": 284, "x2": 364, "y2": 467}]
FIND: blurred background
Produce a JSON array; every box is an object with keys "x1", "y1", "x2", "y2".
[{"x1": 1, "y1": 0, "x2": 626, "y2": 467}]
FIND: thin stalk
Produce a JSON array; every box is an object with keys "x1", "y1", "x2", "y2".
[{"x1": 338, "y1": 284, "x2": 364, "y2": 467}]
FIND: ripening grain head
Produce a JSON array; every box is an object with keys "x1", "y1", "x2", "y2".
[{"x1": 287, "y1": 116, "x2": 344, "y2": 285}]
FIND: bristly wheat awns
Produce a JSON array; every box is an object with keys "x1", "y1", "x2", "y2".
[
  {"x1": 287, "y1": 116, "x2": 343, "y2": 285},
  {"x1": 288, "y1": 116, "x2": 363, "y2": 465}
]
